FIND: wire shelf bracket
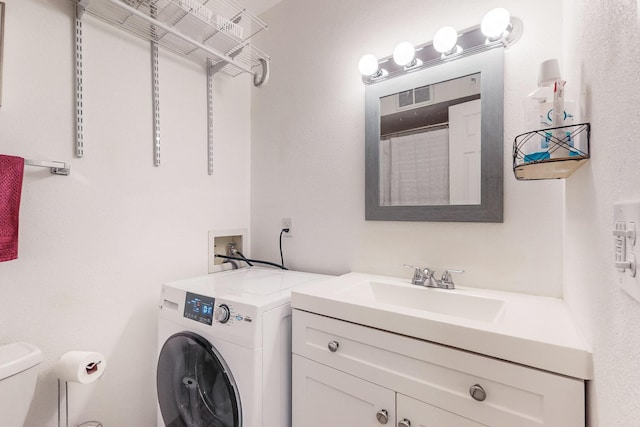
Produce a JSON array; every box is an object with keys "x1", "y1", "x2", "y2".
[{"x1": 71, "y1": 0, "x2": 271, "y2": 171}]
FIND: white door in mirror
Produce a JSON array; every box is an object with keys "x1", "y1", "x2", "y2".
[{"x1": 449, "y1": 99, "x2": 481, "y2": 205}]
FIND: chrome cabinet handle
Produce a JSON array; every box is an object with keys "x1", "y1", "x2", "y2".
[
  {"x1": 376, "y1": 409, "x2": 388, "y2": 424},
  {"x1": 469, "y1": 384, "x2": 487, "y2": 401},
  {"x1": 398, "y1": 419, "x2": 411, "y2": 427},
  {"x1": 327, "y1": 340, "x2": 339, "y2": 352}
]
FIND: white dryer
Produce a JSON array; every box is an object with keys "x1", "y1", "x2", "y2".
[{"x1": 156, "y1": 267, "x2": 332, "y2": 427}]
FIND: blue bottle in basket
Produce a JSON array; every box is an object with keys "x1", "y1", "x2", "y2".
[{"x1": 523, "y1": 87, "x2": 576, "y2": 162}]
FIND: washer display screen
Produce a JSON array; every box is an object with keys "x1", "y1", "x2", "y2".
[{"x1": 184, "y1": 292, "x2": 215, "y2": 325}]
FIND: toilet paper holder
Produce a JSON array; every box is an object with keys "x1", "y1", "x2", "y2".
[
  {"x1": 85, "y1": 361, "x2": 100, "y2": 375},
  {"x1": 56, "y1": 351, "x2": 106, "y2": 427}
]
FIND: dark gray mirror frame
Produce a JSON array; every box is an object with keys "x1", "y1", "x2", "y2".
[{"x1": 365, "y1": 47, "x2": 504, "y2": 222}]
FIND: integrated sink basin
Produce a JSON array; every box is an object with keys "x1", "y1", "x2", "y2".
[
  {"x1": 291, "y1": 271, "x2": 593, "y2": 380},
  {"x1": 339, "y1": 280, "x2": 505, "y2": 322}
]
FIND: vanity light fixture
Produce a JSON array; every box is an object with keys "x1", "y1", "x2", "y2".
[
  {"x1": 481, "y1": 7, "x2": 522, "y2": 45},
  {"x1": 433, "y1": 26, "x2": 462, "y2": 58},
  {"x1": 392, "y1": 42, "x2": 423, "y2": 69},
  {"x1": 481, "y1": 8, "x2": 511, "y2": 40},
  {"x1": 358, "y1": 53, "x2": 388, "y2": 79},
  {"x1": 358, "y1": 7, "x2": 523, "y2": 84}
]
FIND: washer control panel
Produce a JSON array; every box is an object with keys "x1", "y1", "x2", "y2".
[
  {"x1": 182, "y1": 292, "x2": 255, "y2": 328},
  {"x1": 213, "y1": 300, "x2": 254, "y2": 326}
]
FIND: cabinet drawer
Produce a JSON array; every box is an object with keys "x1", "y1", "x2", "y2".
[{"x1": 293, "y1": 309, "x2": 584, "y2": 427}]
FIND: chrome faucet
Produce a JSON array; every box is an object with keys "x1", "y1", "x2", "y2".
[
  {"x1": 404, "y1": 265, "x2": 464, "y2": 289},
  {"x1": 403, "y1": 264, "x2": 436, "y2": 287}
]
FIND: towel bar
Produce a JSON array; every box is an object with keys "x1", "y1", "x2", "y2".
[{"x1": 24, "y1": 159, "x2": 71, "y2": 176}]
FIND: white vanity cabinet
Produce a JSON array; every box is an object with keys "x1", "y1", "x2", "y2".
[{"x1": 292, "y1": 309, "x2": 585, "y2": 427}]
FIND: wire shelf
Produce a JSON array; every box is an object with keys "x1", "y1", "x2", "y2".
[
  {"x1": 77, "y1": 0, "x2": 270, "y2": 77},
  {"x1": 513, "y1": 123, "x2": 591, "y2": 180}
]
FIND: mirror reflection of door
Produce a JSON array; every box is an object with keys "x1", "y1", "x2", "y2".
[
  {"x1": 378, "y1": 73, "x2": 481, "y2": 207},
  {"x1": 449, "y1": 98, "x2": 481, "y2": 205}
]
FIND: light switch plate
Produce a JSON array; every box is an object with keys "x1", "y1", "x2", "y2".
[{"x1": 613, "y1": 201, "x2": 640, "y2": 302}]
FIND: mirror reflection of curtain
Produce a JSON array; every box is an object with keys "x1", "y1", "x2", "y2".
[{"x1": 379, "y1": 128, "x2": 449, "y2": 206}]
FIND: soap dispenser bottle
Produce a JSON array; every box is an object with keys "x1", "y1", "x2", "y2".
[{"x1": 523, "y1": 86, "x2": 553, "y2": 162}]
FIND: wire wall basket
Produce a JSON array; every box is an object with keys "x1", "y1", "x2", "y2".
[{"x1": 513, "y1": 123, "x2": 591, "y2": 180}]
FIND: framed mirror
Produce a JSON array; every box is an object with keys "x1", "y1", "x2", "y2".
[{"x1": 365, "y1": 47, "x2": 504, "y2": 222}]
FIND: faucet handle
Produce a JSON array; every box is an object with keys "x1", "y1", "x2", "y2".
[
  {"x1": 440, "y1": 269, "x2": 464, "y2": 289},
  {"x1": 404, "y1": 264, "x2": 425, "y2": 285},
  {"x1": 403, "y1": 263, "x2": 421, "y2": 276}
]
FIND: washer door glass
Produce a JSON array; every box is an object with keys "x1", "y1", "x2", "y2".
[{"x1": 157, "y1": 332, "x2": 242, "y2": 427}]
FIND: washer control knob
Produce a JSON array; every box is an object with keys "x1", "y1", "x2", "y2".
[{"x1": 215, "y1": 304, "x2": 231, "y2": 323}]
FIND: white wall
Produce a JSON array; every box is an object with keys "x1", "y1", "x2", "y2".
[
  {"x1": 8, "y1": 0, "x2": 638, "y2": 425},
  {"x1": 0, "y1": 1, "x2": 252, "y2": 425},
  {"x1": 562, "y1": 0, "x2": 640, "y2": 424},
  {"x1": 251, "y1": 0, "x2": 566, "y2": 297}
]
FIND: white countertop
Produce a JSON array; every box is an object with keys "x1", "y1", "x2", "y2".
[{"x1": 291, "y1": 272, "x2": 593, "y2": 380}]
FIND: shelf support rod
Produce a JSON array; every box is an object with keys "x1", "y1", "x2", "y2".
[
  {"x1": 151, "y1": 43, "x2": 161, "y2": 166},
  {"x1": 207, "y1": 61, "x2": 214, "y2": 175},
  {"x1": 74, "y1": 1, "x2": 90, "y2": 157},
  {"x1": 150, "y1": 3, "x2": 161, "y2": 167},
  {"x1": 101, "y1": 0, "x2": 256, "y2": 76}
]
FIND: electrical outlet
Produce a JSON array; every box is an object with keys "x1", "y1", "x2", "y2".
[{"x1": 282, "y1": 217, "x2": 293, "y2": 237}]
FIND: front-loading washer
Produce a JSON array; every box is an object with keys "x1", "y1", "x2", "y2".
[{"x1": 156, "y1": 267, "x2": 333, "y2": 427}]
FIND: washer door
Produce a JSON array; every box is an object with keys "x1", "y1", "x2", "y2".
[{"x1": 157, "y1": 332, "x2": 242, "y2": 427}]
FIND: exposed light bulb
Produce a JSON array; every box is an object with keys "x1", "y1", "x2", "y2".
[
  {"x1": 393, "y1": 42, "x2": 416, "y2": 66},
  {"x1": 358, "y1": 54, "x2": 380, "y2": 76},
  {"x1": 481, "y1": 8, "x2": 511, "y2": 39},
  {"x1": 433, "y1": 26, "x2": 458, "y2": 54}
]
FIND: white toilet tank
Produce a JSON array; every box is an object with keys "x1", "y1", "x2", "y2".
[{"x1": 0, "y1": 342, "x2": 43, "y2": 427}]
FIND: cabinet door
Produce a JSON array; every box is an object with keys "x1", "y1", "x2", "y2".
[
  {"x1": 293, "y1": 355, "x2": 395, "y2": 427},
  {"x1": 397, "y1": 394, "x2": 487, "y2": 427}
]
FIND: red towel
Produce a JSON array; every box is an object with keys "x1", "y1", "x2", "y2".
[{"x1": 0, "y1": 155, "x2": 25, "y2": 262}]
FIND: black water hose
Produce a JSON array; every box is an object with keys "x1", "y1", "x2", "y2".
[
  {"x1": 215, "y1": 254, "x2": 288, "y2": 270},
  {"x1": 233, "y1": 250, "x2": 254, "y2": 267},
  {"x1": 222, "y1": 258, "x2": 239, "y2": 269},
  {"x1": 279, "y1": 228, "x2": 288, "y2": 269}
]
